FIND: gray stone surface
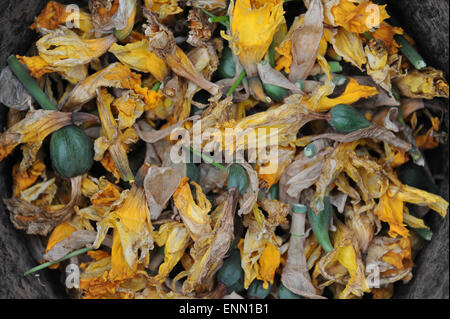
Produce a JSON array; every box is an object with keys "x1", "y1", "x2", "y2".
[{"x1": 0, "y1": 0, "x2": 448, "y2": 298}]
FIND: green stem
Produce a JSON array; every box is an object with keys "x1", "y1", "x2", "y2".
[
  {"x1": 227, "y1": 70, "x2": 246, "y2": 97},
  {"x1": 200, "y1": 8, "x2": 229, "y2": 28},
  {"x1": 394, "y1": 35, "x2": 426, "y2": 70},
  {"x1": 363, "y1": 32, "x2": 372, "y2": 41},
  {"x1": 183, "y1": 145, "x2": 228, "y2": 172},
  {"x1": 209, "y1": 16, "x2": 229, "y2": 23},
  {"x1": 7, "y1": 55, "x2": 58, "y2": 111},
  {"x1": 24, "y1": 247, "x2": 93, "y2": 276},
  {"x1": 151, "y1": 81, "x2": 162, "y2": 91}
]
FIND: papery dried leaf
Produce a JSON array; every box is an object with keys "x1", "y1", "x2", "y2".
[
  {"x1": 344, "y1": 205, "x2": 376, "y2": 253},
  {"x1": 198, "y1": 163, "x2": 228, "y2": 193},
  {"x1": 144, "y1": 166, "x2": 182, "y2": 220},
  {"x1": 0, "y1": 67, "x2": 33, "y2": 111},
  {"x1": 3, "y1": 197, "x2": 59, "y2": 236},
  {"x1": 257, "y1": 61, "x2": 303, "y2": 93}
]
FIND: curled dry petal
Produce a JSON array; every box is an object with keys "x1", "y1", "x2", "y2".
[
  {"x1": 36, "y1": 27, "x2": 116, "y2": 68},
  {"x1": 330, "y1": 28, "x2": 367, "y2": 70},
  {"x1": 61, "y1": 62, "x2": 141, "y2": 112},
  {"x1": 94, "y1": 184, "x2": 154, "y2": 269},
  {"x1": 89, "y1": 0, "x2": 136, "y2": 34},
  {"x1": 143, "y1": 9, "x2": 220, "y2": 95},
  {"x1": 173, "y1": 177, "x2": 212, "y2": 242},
  {"x1": 182, "y1": 189, "x2": 239, "y2": 293},
  {"x1": 32, "y1": 1, "x2": 94, "y2": 35},
  {"x1": 187, "y1": 8, "x2": 214, "y2": 47},
  {"x1": 366, "y1": 236, "x2": 413, "y2": 285},
  {"x1": 393, "y1": 67, "x2": 449, "y2": 99},
  {"x1": 288, "y1": 0, "x2": 324, "y2": 82},
  {"x1": 108, "y1": 40, "x2": 169, "y2": 81},
  {"x1": 257, "y1": 61, "x2": 303, "y2": 93},
  {"x1": 95, "y1": 88, "x2": 135, "y2": 182}
]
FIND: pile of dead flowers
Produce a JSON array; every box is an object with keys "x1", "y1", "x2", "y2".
[{"x1": 0, "y1": 0, "x2": 448, "y2": 299}]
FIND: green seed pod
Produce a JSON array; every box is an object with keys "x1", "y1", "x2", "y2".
[
  {"x1": 413, "y1": 228, "x2": 433, "y2": 241},
  {"x1": 307, "y1": 196, "x2": 334, "y2": 253},
  {"x1": 329, "y1": 104, "x2": 371, "y2": 133},
  {"x1": 263, "y1": 83, "x2": 288, "y2": 102},
  {"x1": 227, "y1": 163, "x2": 249, "y2": 195},
  {"x1": 269, "y1": 182, "x2": 279, "y2": 200},
  {"x1": 304, "y1": 143, "x2": 316, "y2": 158},
  {"x1": 398, "y1": 163, "x2": 439, "y2": 194},
  {"x1": 278, "y1": 283, "x2": 304, "y2": 299},
  {"x1": 217, "y1": 250, "x2": 245, "y2": 293},
  {"x1": 247, "y1": 280, "x2": 272, "y2": 299},
  {"x1": 50, "y1": 125, "x2": 94, "y2": 178},
  {"x1": 218, "y1": 46, "x2": 236, "y2": 79},
  {"x1": 186, "y1": 163, "x2": 200, "y2": 183}
]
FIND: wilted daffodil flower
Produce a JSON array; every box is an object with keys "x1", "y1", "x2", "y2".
[{"x1": 228, "y1": 0, "x2": 284, "y2": 101}]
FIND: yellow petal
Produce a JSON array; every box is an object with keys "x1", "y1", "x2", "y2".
[
  {"x1": 32, "y1": 1, "x2": 93, "y2": 34},
  {"x1": 109, "y1": 40, "x2": 169, "y2": 81},
  {"x1": 309, "y1": 78, "x2": 378, "y2": 112},
  {"x1": 375, "y1": 192, "x2": 409, "y2": 238},
  {"x1": 45, "y1": 222, "x2": 77, "y2": 253},
  {"x1": 173, "y1": 177, "x2": 212, "y2": 241},
  {"x1": 331, "y1": 0, "x2": 390, "y2": 34},
  {"x1": 257, "y1": 242, "x2": 280, "y2": 289},
  {"x1": 12, "y1": 160, "x2": 46, "y2": 197},
  {"x1": 331, "y1": 28, "x2": 367, "y2": 70},
  {"x1": 230, "y1": 0, "x2": 285, "y2": 70}
]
